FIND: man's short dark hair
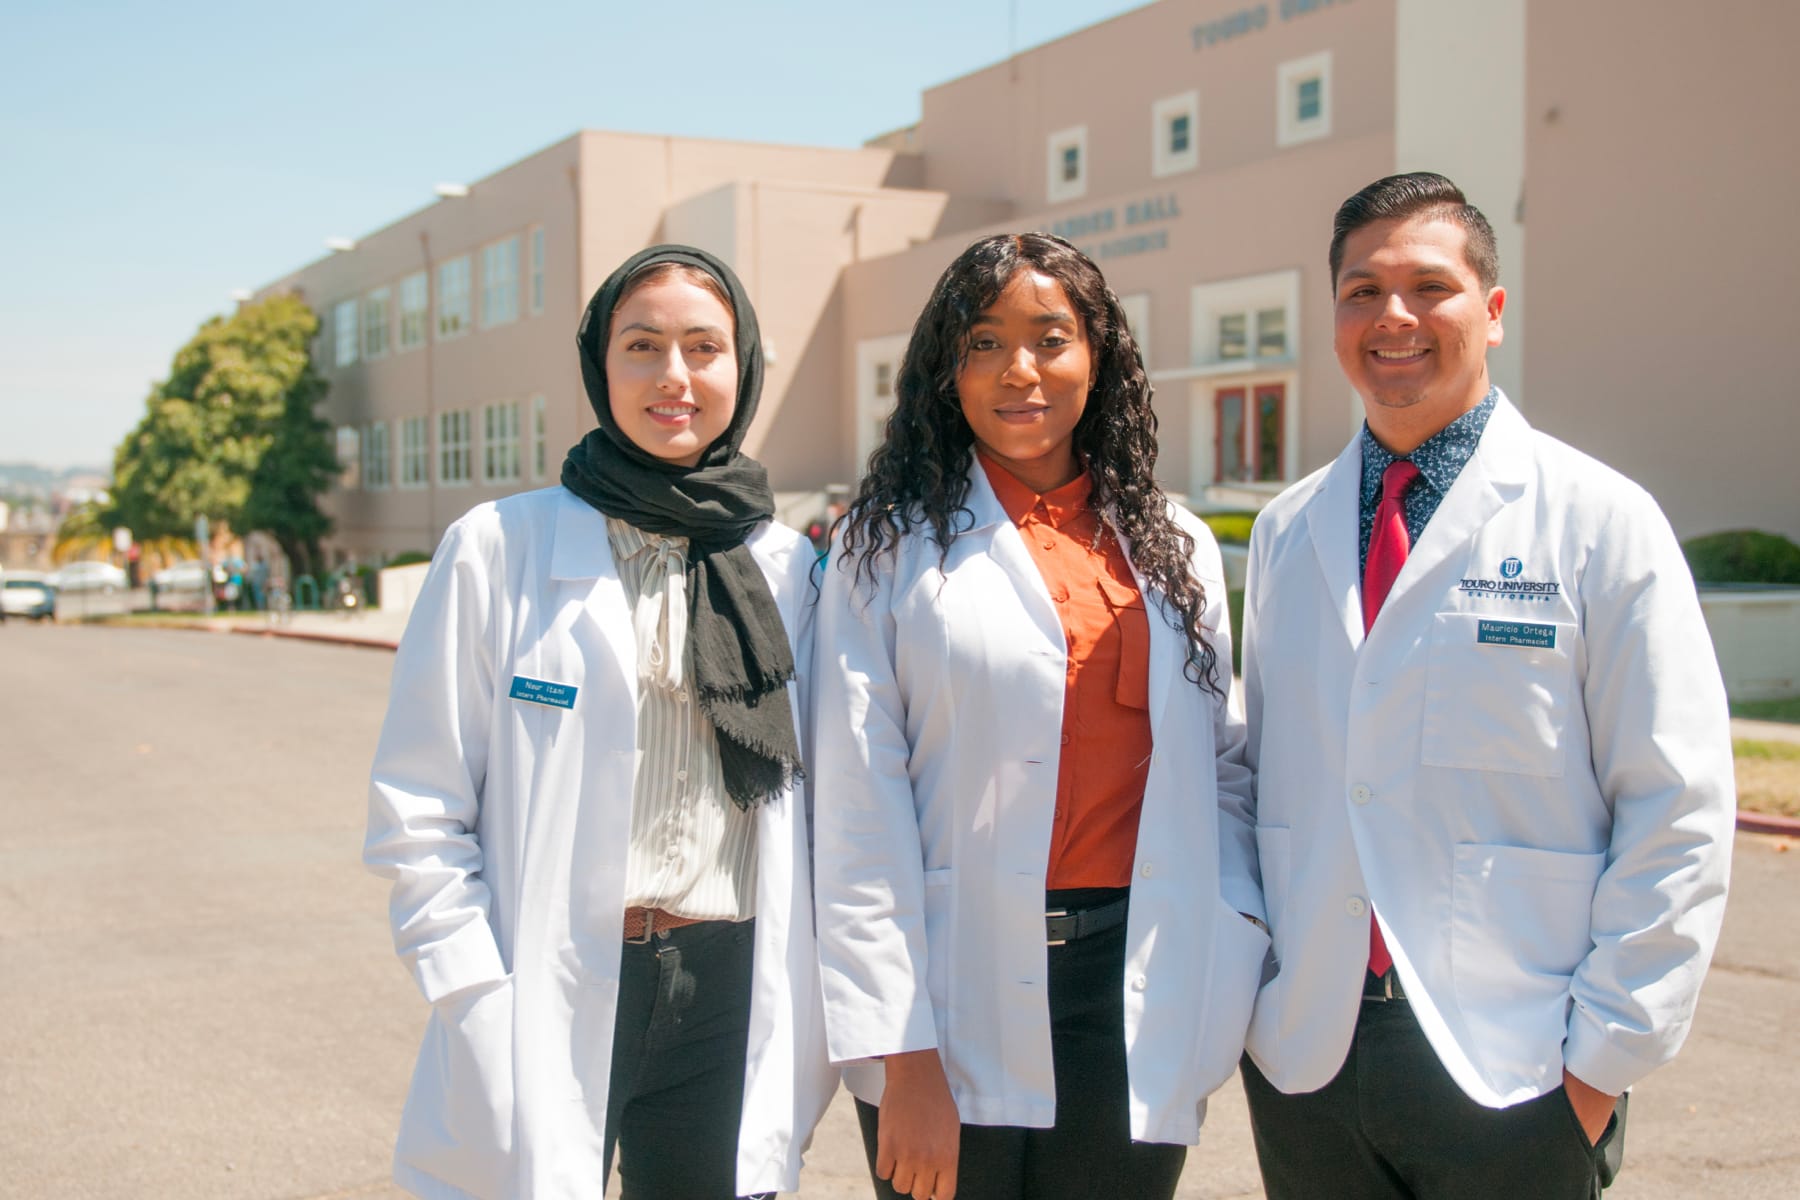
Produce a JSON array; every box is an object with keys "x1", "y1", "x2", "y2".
[{"x1": 1329, "y1": 172, "x2": 1500, "y2": 291}]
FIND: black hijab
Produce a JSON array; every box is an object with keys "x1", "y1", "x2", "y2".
[{"x1": 563, "y1": 244, "x2": 801, "y2": 809}]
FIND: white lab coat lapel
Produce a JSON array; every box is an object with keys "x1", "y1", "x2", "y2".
[
  {"x1": 1371, "y1": 397, "x2": 1533, "y2": 637},
  {"x1": 962, "y1": 459, "x2": 1066, "y2": 656},
  {"x1": 1304, "y1": 431, "x2": 1369, "y2": 650}
]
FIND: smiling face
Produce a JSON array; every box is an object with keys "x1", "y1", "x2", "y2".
[
  {"x1": 604, "y1": 273, "x2": 738, "y2": 467},
  {"x1": 1333, "y1": 215, "x2": 1505, "y2": 453},
  {"x1": 956, "y1": 269, "x2": 1094, "y2": 493}
]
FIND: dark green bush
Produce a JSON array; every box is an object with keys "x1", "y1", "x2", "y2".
[
  {"x1": 383, "y1": 550, "x2": 433, "y2": 568},
  {"x1": 1680, "y1": 530, "x2": 1800, "y2": 585}
]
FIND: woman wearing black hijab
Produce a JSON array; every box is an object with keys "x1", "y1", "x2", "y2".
[{"x1": 367, "y1": 245, "x2": 836, "y2": 1200}]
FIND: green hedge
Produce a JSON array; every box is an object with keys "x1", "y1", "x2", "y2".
[
  {"x1": 1680, "y1": 530, "x2": 1800, "y2": 585},
  {"x1": 383, "y1": 550, "x2": 434, "y2": 568},
  {"x1": 1198, "y1": 510, "x2": 1258, "y2": 545}
]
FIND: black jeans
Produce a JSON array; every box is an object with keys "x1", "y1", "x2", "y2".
[
  {"x1": 602, "y1": 918, "x2": 770, "y2": 1200},
  {"x1": 1242, "y1": 992, "x2": 1620, "y2": 1200},
  {"x1": 856, "y1": 891, "x2": 1186, "y2": 1200}
]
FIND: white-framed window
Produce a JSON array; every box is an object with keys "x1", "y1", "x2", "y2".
[
  {"x1": 481, "y1": 237, "x2": 520, "y2": 328},
  {"x1": 439, "y1": 409, "x2": 472, "y2": 485},
  {"x1": 333, "y1": 299, "x2": 358, "y2": 367},
  {"x1": 530, "y1": 393, "x2": 548, "y2": 480},
  {"x1": 437, "y1": 256, "x2": 472, "y2": 339},
  {"x1": 1151, "y1": 92, "x2": 1199, "y2": 178},
  {"x1": 399, "y1": 416, "x2": 430, "y2": 488},
  {"x1": 363, "y1": 420, "x2": 390, "y2": 489},
  {"x1": 1046, "y1": 125, "x2": 1088, "y2": 204},
  {"x1": 1118, "y1": 293, "x2": 1152, "y2": 368},
  {"x1": 1189, "y1": 270, "x2": 1301, "y2": 368},
  {"x1": 1277, "y1": 51, "x2": 1333, "y2": 147},
  {"x1": 482, "y1": 399, "x2": 522, "y2": 484},
  {"x1": 335, "y1": 425, "x2": 361, "y2": 487},
  {"x1": 528, "y1": 227, "x2": 545, "y2": 315},
  {"x1": 363, "y1": 287, "x2": 390, "y2": 359},
  {"x1": 854, "y1": 334, "x2": 909, "y2": 472},
  {"x1": 398, "y1": 271, "x2": 428, "y2": 350}
]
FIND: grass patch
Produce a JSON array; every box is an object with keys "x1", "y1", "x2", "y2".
[
  {"x1": 1732, "y1": 696, "x2": 1800, "y2": 724},
  {"x1": 1735, "y1": 738, "x2": 1800, "y2": 818}
]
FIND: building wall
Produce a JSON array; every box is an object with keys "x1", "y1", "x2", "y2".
[{"x1": 1523, "y1": 0, "x2": 1800, "y2": 540}]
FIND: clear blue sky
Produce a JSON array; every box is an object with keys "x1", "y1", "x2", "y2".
[{"x1": 0, "y1": 0, "x2": 1149, "y2": 470}]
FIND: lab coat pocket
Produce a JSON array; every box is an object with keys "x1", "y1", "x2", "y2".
[
  {"x1": 1420, "y1": 612, "x2": 1575, "y2": 778},
  {"x1": 1451, "y1": 844, "x2": 1604, "y2": 1075},
  {"x1": 397, "y1": 976, "x2": 517, "y2": 1199},
  {"x1": 1192, "y1": 898, "x2": 1273, "y2": 1095}
]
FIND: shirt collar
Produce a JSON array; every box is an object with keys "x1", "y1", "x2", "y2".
[
  {"x1": 976, "y1": 449, "x2": 1094, "y2": 530},
  {"x1": 1359, "y1": 386, "x2": 1498, "y2": 505},
  {"x1": 605, "y1": 516, "x2": 684, "y2": 562}
]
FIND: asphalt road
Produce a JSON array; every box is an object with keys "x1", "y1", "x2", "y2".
[{"x1": 0, "y1": 623, "x2": 1794, "y2": 1199}]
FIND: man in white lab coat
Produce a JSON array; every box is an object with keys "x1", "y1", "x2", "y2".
[{"x1": 1237, "y1": 172, "x2": 1734, "y2": 1198}]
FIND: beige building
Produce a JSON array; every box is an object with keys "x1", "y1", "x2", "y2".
[{"x1": 259, "y1": 0, "x2": 1797, "y2": 566}]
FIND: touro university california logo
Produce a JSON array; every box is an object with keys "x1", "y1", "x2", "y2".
[{"x1": 1460, "y1": 556, "x2": 1561, "y2": 603}]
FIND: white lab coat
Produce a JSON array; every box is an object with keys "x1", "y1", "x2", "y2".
[
  {"x1": 812, "y1": 460, "x2": 1266, "y2": 1145},
  {"x1": 365, "y1": 487, "x2": 837, "y2": 1200},
  {"x1": 1240, "y1": 393, "x2": 1734, "y2": 1107}
]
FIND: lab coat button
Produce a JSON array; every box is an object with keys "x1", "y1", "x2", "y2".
[
  {"x1": 665, "y1": 845, "x2": 680, "y2": 860},
  {"x1": 1140, "y1": 863, "x2": 1154, "y2": 878},
  {"x1": 1346, "y1": 896, "x2": 1368, "y2": 918},
  {"x1": 1131, "y1": 975, "x2": 1148, "y2": 991},
  {"x1": 1351, "y1": 784, "x2": 1372, "y2": 805},
  {"x1": 675, "y1": 691, "x2": 688, "y2": 703},
  {"x1": 676, "y1": 769, "x2": 688, "y2": 782}
]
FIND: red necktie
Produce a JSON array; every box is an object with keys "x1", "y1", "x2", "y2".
[{"x1": 1362, "y1": 458, "x2": 1419, "y2": 977}]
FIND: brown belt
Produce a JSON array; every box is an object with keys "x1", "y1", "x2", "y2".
[{"x1": 622, "y1": 906, "x2": 707, "y2": 944}]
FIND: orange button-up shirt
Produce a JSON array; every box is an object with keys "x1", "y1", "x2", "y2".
[{"x1": 979, "y1": 452, "x2": 1153, "y2": 890}]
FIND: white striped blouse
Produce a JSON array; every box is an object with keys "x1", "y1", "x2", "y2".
[{"x1": 608, "y1": 517, "x2": 758, "y2": 921}]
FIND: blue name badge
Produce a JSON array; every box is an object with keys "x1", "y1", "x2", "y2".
[
  {"x1": 509, "y1": 675, "x2": 578, "y2": 709},
  {"x1": 1476, "y1": 620, "x2": 1557, "y2": 650}
]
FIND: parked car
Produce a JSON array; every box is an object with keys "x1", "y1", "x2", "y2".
[
  {"x1": 2, "y1": 572, "x2": 58, "y2": 620},
  {"x1": 49, "y1": 561, "x2": 128, "y2": 594}
]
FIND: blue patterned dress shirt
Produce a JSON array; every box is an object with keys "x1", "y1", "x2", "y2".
[{"x1": 1358, "y1": 388, "x2": 1498, "y2": 571}]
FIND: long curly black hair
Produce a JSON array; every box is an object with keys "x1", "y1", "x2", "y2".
[{"x1": 834, "y1": 232, "x2": 1220, "y2": 693}]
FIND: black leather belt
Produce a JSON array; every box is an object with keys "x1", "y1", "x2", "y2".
[
  {"x1": 1363, "y1": 968, "x2": 1407, "y2": 1002},
  {"x1": 1045, "y1": 895, "x2": 1130, "y2": 946}
]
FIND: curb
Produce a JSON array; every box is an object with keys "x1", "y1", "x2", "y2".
[
  {"x1": 228, "y1": 625, "x2": 399, "y2": 652},
  {"x1": 1737, "y1": 811, "x2": 1800, "y2": 838}
]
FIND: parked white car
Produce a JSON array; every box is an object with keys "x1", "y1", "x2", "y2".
[
  {"x1": 50, "y1": 561, "x2": 128, "y2": 593},
  {"x1": 150, "y1": 560, "x2": 211, "y2": 610}
]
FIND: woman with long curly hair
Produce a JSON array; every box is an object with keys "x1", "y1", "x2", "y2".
[{"x1": 812, "y1": 233, "x2": 1269, "y2": 1200}]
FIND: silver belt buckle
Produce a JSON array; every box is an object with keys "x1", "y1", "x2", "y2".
[{"x1": 1045, "y1": 908, "x2": 1069, "y2": 947}]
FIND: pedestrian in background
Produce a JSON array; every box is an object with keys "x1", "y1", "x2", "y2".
[
  {"x1": 812, "y1": 232, "x2": 1267, "y2": 1200},
  {"x1": 1237, "y1": 172, "x2": 1734, "y2": 1198},
  {"x1": 365, "y1": 245, "x2": 836, "y2": 1200}
]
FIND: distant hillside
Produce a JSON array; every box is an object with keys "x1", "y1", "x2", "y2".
[{"x1": 0, "y1": 462, "x2": 110, "y2": 493}]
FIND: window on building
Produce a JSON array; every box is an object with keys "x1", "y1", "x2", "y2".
[
  {"x1": 1118, "y1": 293, "x2": 1151, "y2": 367},
  {"x1": 364, "y1": 420, "x2": 391, "y2": 489},
  {"x1": 437, "y1": 256, "x2": 472, "y2": 339},
  {"x1": 336, "y1": 425, "x2": 361, "y2": 487},
  {"x1": 529, "y1": 227, "x2": 545, "y2": 315},
  {"x1": 530, "y1": 394, "x2": 548, "y2": 479},
  {"x1": 483, "y1": 400, "x2": 522, "y2": 484},
  {"x1": 439, "y1": 409, "x2": 472, "y2": 485},
  {"x1": 1190, "y1": 270, "x2": 1300, "y2": 367},
  {"x1": 400, "y1": 416, "x2": 429, "y2": 487},
  {"x1": 334, "y1": 299, "x2": 358, "y2": 367},
  {"x1": 856, "y1": 334, "x2": 909, "y2": 472},
  {"x1": 1151, "y1": 91, "x2": 1199, "y2": 178},
  {"x1": 1212, "y1": 383, "x2": 1288, "y2": 485},
  {"x1": 481, "y1": 237, "x2": 520, "y2": 328},
  {"x1": 363, "y1": 287, "x2": 391, "y2": 359},
  {"x1": 399, "y1": 272, "x2": 428, "y2": 350},
  {"x1": 1277, "y1": 51, "x2": 1333, "y2": 147},
  {"x1": 1046, "y1": 125, "x2": 1088, "y2": 204}
]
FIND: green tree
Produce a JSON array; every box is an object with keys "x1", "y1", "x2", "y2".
[{"x1": 107, "y1": 294, "x2": 335, "y2": 569}]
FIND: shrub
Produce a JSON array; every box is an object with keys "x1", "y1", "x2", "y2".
[
  {"x1": 383, "y1": 550, "x2": 433, "y2": 568},
  {"x1": 1680, "y1": 530, "x2": 1800, "y2": 585},
  {"x1": 1198, "y1": 510, "x2": 1258, "y2": 545}
]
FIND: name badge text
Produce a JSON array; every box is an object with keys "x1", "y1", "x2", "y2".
[
  {"x1": 1476, "y1": 620, "x2": 1557, "y2": 650},
  {"x1": 509, "y1": 675, "x2": 578, "y2": 709}
]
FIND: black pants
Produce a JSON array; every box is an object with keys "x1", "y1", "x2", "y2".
[
  {"x1": 602, "y1": 918, "x2": 770, "y2": 1200},
  {"x1": 856, "y1": 894, "x2": 1186, "y2": 1200},
  {"x1": 1242, "y1": 993, "x2": 1619, "y2": 1200}
]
